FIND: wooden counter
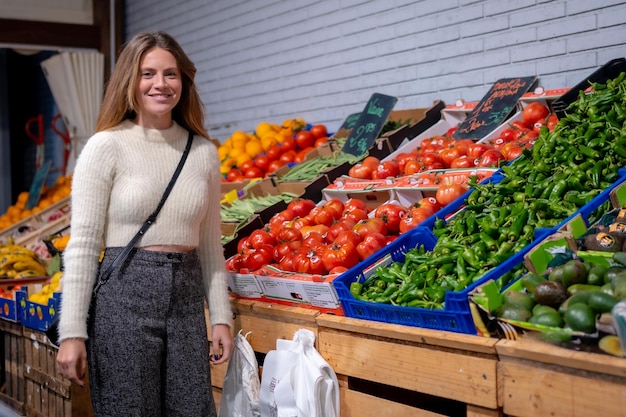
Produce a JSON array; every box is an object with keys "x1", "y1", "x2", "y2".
[{"x1": 496, "y1": 336, "x2": 626, "y2": 417}]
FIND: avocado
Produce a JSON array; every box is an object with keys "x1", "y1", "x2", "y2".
[
  {"x1": 605, "y1": 266, "x2": 626, "y2": 285},
  {"x1": 497, "y1": 303, "x2": 532, "y2": 322},
  {"x1": 529, "y1": 311, "x2": 564, "y2": 328},
  {"x1": 587, "y1": 265, "x2": 608, "y2": 286},
  {"x1": 561, "y1": 260, "x2": 588, "y2": 287},
  {"x1": 533, "y1": 281, "x2": 567, "y2": 307},
  {"x1": 548, "y1": 265, "x2": 566, "y2": 283},
  {"x1": 558, "y1": 291, "x2": 594, "y2": 315},
  {"x1": 564, "y1": 303, "x2": 596, "y2": 333},
  {"x1": 532, "y1": 304, "x2": 559, "y2": 316},
  {"x1": 521, "y1": 273, "x2": 546, "y2": 294},
  {"x1": 502, "y1": 290, "x2": 535, "y2": 311},
  {"x1": 587, "y1": 292, "x2": 619, "y2": 313}
]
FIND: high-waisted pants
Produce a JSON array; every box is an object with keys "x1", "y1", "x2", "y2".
[{"x1": 87, "y1": 247, "x2": 216, "y2": 417}]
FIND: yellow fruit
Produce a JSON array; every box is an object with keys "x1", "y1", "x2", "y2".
[
  {"x1": 245, "y1": 140, "x2": 263, "y2": 158},
  {"x1": 217, "y1": 146, "x2": 229, "y2": 161},
  {"x1": 255, "y1": 121, "x2": 275, "y2": 137},
  {"x1": 230, "y1": 131, "x2": 249, "y2": 148},
  {"x1": 228, "y1": 147, "x2": 245, "y2": 159},
  {"x1": 261, "y1": 135, "x2": 279, "y2": 151},
  {"x1": 235, "y1": 153, "x2": 252, "y2": 167},
  {"x1": 52, "y1": 235, "x2": 70, "y2": 251}
]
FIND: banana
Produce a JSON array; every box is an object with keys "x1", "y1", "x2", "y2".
[
  {"x1": 15, "y1": 269, "x2": 42, "y2": 278},
  {"x1": 0, "y1": 245, "x2": 37, "y2": 257},
  {"x1": 0, "y1": 254, "x2": 40, "y2": 269},
  {"x1": 12, "y1": 259, "x2": 46, "y2": 273}
]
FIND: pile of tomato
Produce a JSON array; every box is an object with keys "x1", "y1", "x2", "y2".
[
  {"x1": 347, "y1": 102, "x2": 559, "y2": 181},
  {"x1": 224, "y1": 124, "x2": 330, "y2": 182},
  {"x1": 225, "y1": 197, "x2": 442, "y2": 275}
]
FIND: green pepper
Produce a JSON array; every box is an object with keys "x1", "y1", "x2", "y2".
[
  {"x1": 349, "y1": 282, "x2": 363, "y2": 297},
  {"x1": 461, "y1": 246, "x2": 481, "y2": 269},
  {"x1": 548, "y1": 179, "x2": 568, "y2": 201},
  {"x1": 479, "y1": 232, "x2": 498, "y2": 251}
]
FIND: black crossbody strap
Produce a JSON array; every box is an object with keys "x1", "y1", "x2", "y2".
[{"x1": 97, "y1": 131, "x2": 194, "y2": 286}]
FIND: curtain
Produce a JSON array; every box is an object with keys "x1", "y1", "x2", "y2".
[{"x1": 40, "y1": 50, "x2": 104, "y2": 175}]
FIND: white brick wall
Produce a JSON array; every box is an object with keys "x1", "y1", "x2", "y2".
[{"x1": 124, "y1": 0, "x2": 626, "y2": 141}]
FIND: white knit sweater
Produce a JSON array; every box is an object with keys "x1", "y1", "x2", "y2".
[{"x1": 59, "y1": 120, "x2": 232, "y2": 341}]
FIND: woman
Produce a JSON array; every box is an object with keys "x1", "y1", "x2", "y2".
[{"x1": 56, "y1": 31, "x2": 233, "y2": 416}]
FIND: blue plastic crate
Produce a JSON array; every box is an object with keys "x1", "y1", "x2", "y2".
[
  {"x1": 16, "y1": 290, "x2": 61, "y2": 332},
  {"x1": 334, "y1": 229, "x2": 482, "y2": 334}
]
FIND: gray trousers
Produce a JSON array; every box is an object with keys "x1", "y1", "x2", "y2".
[{"x1": 87, "y1": 247, "x2": 216, "y2": 417}]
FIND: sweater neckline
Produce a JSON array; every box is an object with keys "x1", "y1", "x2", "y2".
[{"x1": 120, "y1": 119, "x2": 186, "y2": 143}]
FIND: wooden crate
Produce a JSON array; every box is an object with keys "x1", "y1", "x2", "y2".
[
  {"x1": 23, "y1": 328, "x2": 93, "y2": 417},
  {"x1": 496, "y1": 337, "x2": 626, "y2": 417},
  {"x1": 317, "y1": 315, "x2": 502, "y2": 417},
  {"x1": 0, "y1": 320, "x2": 25, "y2": 414}
]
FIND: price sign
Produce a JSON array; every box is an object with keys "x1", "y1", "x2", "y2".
[
  {"x1": 338, "y1": 112, "x2": 361, "y2": 131},
  {"x1": 26, "y1": 160, "x2": 51, "y2": 210},
  {"x1": 453, "y1": 76, "x2": 537, "y2": 140},
  {"x1": 341, "y1": 93, "x2": 398, "y2": 157}
]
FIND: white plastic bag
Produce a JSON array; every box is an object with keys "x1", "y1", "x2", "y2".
[
  {"x1": 218, "y1": 330, "x2": 261, "y2": 417},
  {"x1": 259, "y1": 328, "x2": 340, "y2": 417}
]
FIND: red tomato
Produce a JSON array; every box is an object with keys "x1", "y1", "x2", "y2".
[
  {"x1": 293, "y1": 215, "x2": 314, "y2": 230},
  {"x1": 325, "y1": 219, "x2": 356, "y2": 243},
  {"x1": 279, "y1": 252, "x2": 296, "y2": 271},
  {"x1": 275, "y1": 225, "x2": 302, "y2": 244},
  {"x1": 499, "y1": 128, "x2": 517, "y2": 142},
  {"x1": 450, "y1": 155, "x2": 475, "y2": 168},
  {"x1": 361, "y1": 156, "x2": 381, "y2": 170},
  {"x1": 314, "y1": 137, "x2": 329, "y2": 147},
  {"x1": 293, "y1": 247, "x2": 328, "y2": 275},
  {"x1": 395, "y1": 153, "x2": 416, "y2": 173},
  {"x1": 225, "y1": 253, "x2": 246, "y2": 272},
  {"x1": 328, "y1": 266, "x2": 349, "y2": 275},
  {"x1": 294, "y1": 147, "x2": 314, "y2": 163},
  {"x1": 226, "y1": 168, "x2": 244, "y2": 182},
  {"x1": 333, "y1": 230, "x2": 363, "y2": 247},
  {"x1": 244, "y1": 166, "x2": 264, "y2": 178},
  {"x1": 466, "y1": 143, "x2": 491, "y2": 159},
  {"x1": 325, "y1": 198, "x2": 345, "y2": 214},
  {"x1": 280, "y1": 138, "x2": 297, "y2": 153},
  {"x1": 342, "y1": 208, "x2": 369, "y2": 224},
  {"x1": 299, "y1": 224, "x2": 330, "y2": 239},
  {"x1": 243, "y1": 245, "x2": 274, "y2": 271},
  {"x1": 440, "y1": 146, "x2": 465, "y2": 167},
  {"x1": 501, "y1": 142, "x2": 525, "y2": 160},
  {"x1": 322, "y1": 242, "x2": 360, "y2": 272},
  {"x1": 266, "y1": 145, "x2": 282, "y2": 161},
  {"x1": 348, "y1": 164, "x2": 373, "y2": 179},
  {"x1": 279, "y1": 150, "x2": 296, "y2": 164},
  {"x1": 287, "y1": 198, "x2": 316, "y2": 218},
  {"x1": 247, "y1": 229, "x2": 276, "y2": 249},
  {"x1": 267, "y1": 159, "x2": 285, "y2": 173},
  {"x1": 302, "y1": 233, "x2": 328, "y2": 251},
  {"x1": 374, "y1": 203, "x2": 408, "y2": 234},
  {"x1": 309, "y1": 124, "x2": 328, "y2": 140},
  {"x1": 310, "y1": 205, "x2": 341, "y2": 227},
  {"x1": 344, "y1": 198, "x2": 368, "y2": 213},
  {"x1": 547, "y1": 114, "x2": 559, "y2": 131},
  {"x1": 353, "y1": 217, "x2": 388, "y2": 239},
  {"x1": 422, "y1": 152, "x2": 444, "y2": 167},
  {"x1": 240, "y1": 160, "x2": 255, "y2": 173},
  {"x1": 372, "y1": 160, "x2": 400, "y2": 179},
  {"x1": 295, "y1": 131, "x2": 315, "y2": 149},
  {"x1": 412, "y1": 197, "x2": 441, "y2": 216},
  {"x1": 356, "y1": 232, "x2": 387, "y2": 260},
  {"x1": 273, "y1": 241, "x2": 302, "y2": 263},
  {"x1": 253, "y1": 155, "x2": 270, "y2": 172},
  {"x1": 474, "y1": 149, "x2": 505, "y2": 167},
  {"x1": 404, "y1": 159, "x2": 425, "y2": 175},
  {"x1": 237, "y1": 236, "x2": 252, "y2": 253},
  {"x1": 521, "y1": 102, "x2": 550, "y2": 126},
  {"x1": 435, "y1": 183, "x2": 468, "y2": 206}
]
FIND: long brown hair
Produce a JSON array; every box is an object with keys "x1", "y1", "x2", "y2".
[{"x1": 96, "y1": 31, "x2": 209, "y2": 139}]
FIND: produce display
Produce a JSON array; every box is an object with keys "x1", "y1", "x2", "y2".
[
  {"x1": 349, "y1": 71, "x2": 626, "y2": 311},
  {"x1": 224, "y1": 197, "x2": 440, "y2": 275},
  {"x1": 0, "y1": 174, "x2": 72, "y2": 233},
  {"x1": 0, "y1": 239, "x2": 48, "y2": 279},
  {"x1": 219, "y1": 118, "x2": 330, "y2": 181}
]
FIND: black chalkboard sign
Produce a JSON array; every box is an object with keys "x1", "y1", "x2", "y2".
[
  {"x1": 26, "y1": 160, "x2": 51, "y2": 210},
  {"x1": 338, "y1": 112, "x2": 361, "y2": 131},
  {"x1": 341, "y1": 93, "x2": 398, "y2": 156},
  {"x1": 453, "y1": 76, "x2": 537, "y2": 140}
]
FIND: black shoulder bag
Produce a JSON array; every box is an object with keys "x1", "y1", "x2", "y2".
[{"x1": 46, "y1": 131, "x2": 194, "y2": 348}]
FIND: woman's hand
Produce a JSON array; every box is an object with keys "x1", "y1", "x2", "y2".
[
  {"x1": 210, "y1": 324, "x2": 233, "y2": 365},
  {"x1": 56, "y1": 338, "x2": 87, "y2": 386}
]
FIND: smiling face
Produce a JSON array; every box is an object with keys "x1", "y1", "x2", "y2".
[{"x1": 133, "y1": 47, "x2": 182, "y2": 129}]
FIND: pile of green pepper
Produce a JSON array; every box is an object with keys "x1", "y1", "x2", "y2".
[{"x1": 351, "y1": 71, "x2": 626, "y2": 309}]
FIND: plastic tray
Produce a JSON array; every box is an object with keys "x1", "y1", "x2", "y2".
[
  {"x1": 334, "y1": 229, "x2": 481, "y2": 334},
  {"x1": 552, "y1": 58, "x2": 626, "y2": 118},
  {"x1": 16, "y1": 290, "x2": 61, "y2": 332}
]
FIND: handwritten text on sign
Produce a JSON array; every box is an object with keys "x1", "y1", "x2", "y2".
[
  {"x1": 342, "y1": 93, "x2": 397, "y2": 156},
  {"x1": 454, "y1": 76, "x2": 537, "y2": 140}
]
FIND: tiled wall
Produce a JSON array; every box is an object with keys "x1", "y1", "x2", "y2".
[{"x1": 125, "y1": 0, "x2": 626, "y2": 141}]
